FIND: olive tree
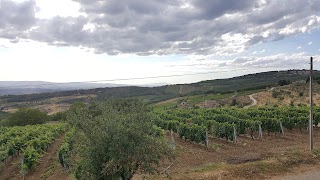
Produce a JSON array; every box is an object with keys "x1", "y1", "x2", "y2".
[{"x1": 68, "y1": 99, "x2": 174, "y2": 180}]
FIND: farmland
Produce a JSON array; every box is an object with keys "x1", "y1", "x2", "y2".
[
  {"x1": 0, "y1": 123, "x2": 66, "y2": 179},
  {"x1": 1, "y1": 70, "x2": 320, "y2": 179}
]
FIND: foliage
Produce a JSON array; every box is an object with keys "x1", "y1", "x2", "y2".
[
  {"x1": 155, "y1": 106, "x2": 314, "y2": 142},
  {"x1": 67, "y1": 99, "x2": 174, "y2": 180},
  {"x1": 278, "y1": 80, "x2": 291, "y2": 86},
  {"x1": 50, "y1": 111, "x2": 67, "y2": 121},
  {"x1": 58, "y1": 128, "x2": 76, "y2": 169},
  {"x1": 0, "y1": 111, "x2": 9, "y2": 119},
  {"x1": 272, "y1": 91, "x2": 281, "y2": 98},
  {"x1": 0, "y1": 123, "x2": 66, "y2": 172},
  {"x1": 7, "y1": 108, "x2": 49, "y2": 126}
]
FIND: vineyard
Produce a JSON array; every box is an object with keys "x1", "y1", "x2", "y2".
[
  {"x1": 0, "y1": 123, "x2": 66, "y2": 175},
  {"x1": 154, "y1": 106, "x2": 320, "y2": 145},
  {"x1": 2, "y1": 104, "x2": 320, "y2": 179}
]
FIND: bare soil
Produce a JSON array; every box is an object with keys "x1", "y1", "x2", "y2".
[
  {"x1": 140, "y1": 128, "x2": 320, "y2": 180},
  {"x1": 271, "y1": 165, "x2": 320, "y2": 180},
  {"x1": 3, "y1": 126, "x2": 320, "y2": 180}
]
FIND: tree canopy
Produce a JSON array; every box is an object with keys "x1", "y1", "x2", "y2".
[
  {"x1": 67, "y1": 99, "x2": 174, "y2": 180},
  {"x1": 7, "y1": 108, "x2": 48, "y2": 126}
]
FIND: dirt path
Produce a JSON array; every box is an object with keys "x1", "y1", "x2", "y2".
[
  {"x1": 244, "y1": 94, "x2": 257, "y2": 108},
  {"x1": 271, "y1": 166, "x2": 320, "y2": 180},
  {"x1": 0, "y1": 156, "x2": 21, "y2": 180},
  {"x1": 26, "y1": 134, "x2": 65, "y2": 180},
  {"x1": 0, "y1": 134, "x2": 66, "y2": 180}
]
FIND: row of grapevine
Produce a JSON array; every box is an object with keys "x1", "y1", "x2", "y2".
[
  {"x1": 0, "y1": 123, "x2": 66, "y2": 172},
  {"x1": 58, "y1": 128, "x2": 76, "y2": 169},
  {"x1": 156, "y1": 118, "x2": 236, "y2": 143},
  {"x1": 154, "y1": 106, "x2": 317, "y2": 144}
]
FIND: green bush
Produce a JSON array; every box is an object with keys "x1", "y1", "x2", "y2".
[
  {"x1": 50, "y1": 111, "x2": 67, "y2": 121},
  {"x1": 7, "y1": 108, "x2": 48, "y2": 126}
]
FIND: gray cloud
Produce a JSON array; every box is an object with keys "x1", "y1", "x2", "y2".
[
  {"x1": 0, "y1": 0, "x2": 36, "y2": 39},
  {"x1": 1, "y1": 0, "x2": 320, "y2": 55}
]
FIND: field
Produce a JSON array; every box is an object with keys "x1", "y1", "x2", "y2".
[
  {"x1": 0, "y1": 123, "x2": 66, "y2": 180},
  {"x1": 2, "y1": 105, "x2": 320, "y2": 180},
  {"x1": 2, "y1": 123, "x2": 320, "y2": 180},
  {"x1": 147, "y1": 129, "x2": 320, "y2": 180},
  {"x1": 1, "y1": 70, "x2": 320, "y2": 179}
]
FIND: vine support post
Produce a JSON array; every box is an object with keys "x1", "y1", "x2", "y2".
[
  {"x1": 258, "y1": 124, "x2": 263, "y2": 139},
  {"x1": 279, "y1": 121, "x2": 284, "y2": 136},
  {"x1": 21, "y1": 156, "x2": 25, "y2": 180},
  {"x1": 233, "y1": 126, "x2": 237, "y2": 144},
  {"x1": 310, "y1": 56, "x2": 314, "y2": 151},
  {"x1": 170, "y1": 130, "x2": 176, "y2": 150},
  {"x1": 205, "y1": 129, "x2": 209, "y2": 147}
]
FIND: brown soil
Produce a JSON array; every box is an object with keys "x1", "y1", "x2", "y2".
[
  {"x1": 141, "y1": 128, "x2": 320, "y2": 179},
  {"x1": 3, "y1": 125, "x2": 320, "y2": 180},
  {"x1": 2, "y1": 94, "x2": 96, "y2": 115},
  {"x1": 0, "y1": 134, "x2": 71, "y2": 180},
  {"x1": 271, "y1": 164, "x2": 320, "y2": 180},
  {"x1": 0, "y1": 156, "x2": 21, "y2": 180}
]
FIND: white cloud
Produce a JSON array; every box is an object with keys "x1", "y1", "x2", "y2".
[
  {"x1": 308, "y1": 41, "x2": 313, "y2": 45},
  {"x1": 35, "y1": 0, "x2": 86, "y2": 19}
]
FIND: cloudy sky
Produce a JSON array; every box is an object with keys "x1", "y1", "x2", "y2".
[{"x1": 0, "y1": 0, "x2": 319, "y2": 85}]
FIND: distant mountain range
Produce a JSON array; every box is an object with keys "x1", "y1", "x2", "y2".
[
  {"x1": 0, "y1": 70, "x2": 315, "y2": 104},
  {"x1": 0, "y1": 81, "x2": 127, "y2": 95}
]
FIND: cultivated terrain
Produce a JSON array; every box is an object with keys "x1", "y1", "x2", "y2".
[{"x1": 1, "y1": 70, "x2": 320, "y2": 180}]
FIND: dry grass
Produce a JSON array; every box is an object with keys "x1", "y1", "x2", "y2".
[
  {"x1": 254, "y1": 83, "x2": 320, "y2": 107},
  {"x1": 153, "y1": 149, "x2": 320, "y2": 180}
]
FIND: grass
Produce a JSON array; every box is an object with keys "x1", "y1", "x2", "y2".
[
  {"x1": 41, "y1": 156, "x2": 58, "y2": 179},
  {"x1": 187, "y1": 93, "x2": 232, "y2": 104},
  {"x1": 192, "y1": 163, "x2": 224, "y2": 173},
  {"x1": 152, "y1": 88, "x2": 266, "y2": 110},
  {"x1": 237, "y1": 89, "x2": 265, "y2": 96},
  {"x1": 209, "y1": 143, "x2": 222, "y2": 151},
  {"x1": 168, "y1": 149, "x2": 320, "y2": 180}
]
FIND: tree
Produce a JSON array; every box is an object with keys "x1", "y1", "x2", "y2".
[
  {"x1": 7, "y1": 108, "x2": 48, "y2": 126},
  {"x1": 231, "y1": 98, "x2": 238, "y2": 106},
  {"x1": 67, "y1": 99, "x2": 174, "y2": 180},
  {"x1": 50, "y1": 111, "x2": 67, "y2": 121},
  {"x1": 278, "y1": 79, "x2": 290, "y2": 86}
]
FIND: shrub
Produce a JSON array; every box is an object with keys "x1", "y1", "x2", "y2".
[{"x1": 7, "y1": 108, "x2": 48, "y2": 126}]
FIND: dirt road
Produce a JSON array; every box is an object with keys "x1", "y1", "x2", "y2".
[
  {"x1": 271, "y1": 167, "x2": 320, "y2": 180},
  {"x1": 244, "y1": 94, "x2": 257, "y2": 108}
]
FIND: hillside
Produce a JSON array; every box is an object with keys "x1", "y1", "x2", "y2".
[
  {"x1": 0, "y1": 81, "x2": 125, "y2": 95},
  {"x1": 0, "y1": 70, "x2": 315, "y2": 114}
]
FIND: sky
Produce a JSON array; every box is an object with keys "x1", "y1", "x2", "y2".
[{"x1": 0, "y1": 0, "x2": 320, "y2": 86}]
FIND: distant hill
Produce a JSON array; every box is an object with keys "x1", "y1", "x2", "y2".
[
  {"x1": 0, "y1": 81, "x2": 126, "y2": 95},
  {"x1": 0, "y1": 70, "x2": 316, "y2": 104}
]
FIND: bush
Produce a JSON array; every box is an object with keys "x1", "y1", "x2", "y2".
[
  {"x1": 7, "y1": 108, "x2": 48, "y2": 126},
  {"x1": 50, "y1": 111, "x2": 67, "y2": 121},
  {"x1": 272, "y1": 91, "x2": 281, "y2": 98}
]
